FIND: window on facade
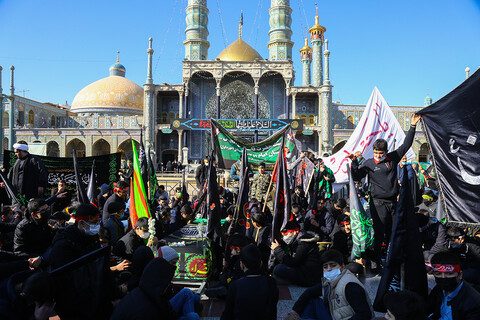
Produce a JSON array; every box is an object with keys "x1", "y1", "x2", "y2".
[
  {"x1": 347, "y1": 116, "x2": 354, "y2": 129},
  {"x1": 295, "y1": 114, "x2": 300, "y2": 119},
  {"x1": 51, "y1": 116, "x2": 56, "y2": 127},
  {"x1": 2, "y1": 113, "x2": 8, "y2": 128},
  {"x1": 161, "y1": 113, "x2": 168, "y2": 124},
  {"x1": 301, "y1": 114, "x2": 307, "y2": 125},
  {"x1": 308, "y1": 114, "x2": 315, "y2": 125},
  {"x1": 168, "y1": 113, "x2": 175, "y2": 124},
  {"x1": 28, "y1": 110, "x2": 35, "y2": 125}
]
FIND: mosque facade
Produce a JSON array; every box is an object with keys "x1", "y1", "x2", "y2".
[{"x1": 0, "y1": 0, "x2": 430, "y2": 165}]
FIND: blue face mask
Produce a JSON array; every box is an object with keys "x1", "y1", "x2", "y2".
[
  {"x1": 84, "y1": 222, "x2": 100, "y2": 236},
  {"x1": 324, "y1": 267, "x2": 342, "y2": 281}
]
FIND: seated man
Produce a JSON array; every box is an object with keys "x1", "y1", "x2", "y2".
[
  {"x1": 113, "y1": 218, "x2": 155, "y2": 261},
  {"x1": 221, "y1": 244, "x2": 278, "y2": 320},
  {"x1": 285, "y1": 249, "x2": 373, "y2": 320},
  {"x1": 427, "y1": 251, "x2": 480, "y2": 319},
  {"x1": 304, "y1": 198, "x2": 334, "y2": 243},
  {"x1": 271, "y1": 228, "x2": 322, "y2": 287}
]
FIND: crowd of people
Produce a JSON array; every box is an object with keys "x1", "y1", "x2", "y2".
[{"x1": 1, "y1": 112, "x2": 480, "y2": 320}]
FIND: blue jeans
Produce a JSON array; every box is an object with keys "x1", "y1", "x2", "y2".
[
  {"x1": 301, "y1": 297, "x2": 331, "y2": 320},
  {"x1": 169, "y1": 288, "x2": 200, "y2": 320}
]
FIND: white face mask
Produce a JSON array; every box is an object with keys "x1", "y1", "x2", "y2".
[
  {"x1": 374, "y1": 155, "x2": 387, "y2": 162},
  {"x1": 139, "y1": 231, "x2": 150, "y2": 239},
  {"x1": 84, "y1": 222, "x2": 100, "y2": 236},
  {"x1": 324, "y1": 267, "x2": 342, "y2": 281}
]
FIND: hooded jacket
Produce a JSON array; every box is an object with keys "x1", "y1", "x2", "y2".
[{"x1": 111, "y1": 258, "x2": 177, "y2": 320}]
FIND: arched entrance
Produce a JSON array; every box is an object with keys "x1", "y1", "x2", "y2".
[
  {"x1": 418, "y1": 142, "x2": 430, "y2": 163},
  {"x1": 117, "y1": 138, "x2": 139, "y2": 162},
  {"x1": 3, "y1": 137, "x2": 8, "y2": 151},
  {"x1": 93, "y1": 139, "x2": 110, "y2": 156},
  {"x1": 46, "y1": 141, "x2": 60, "y2": 157},
  {"x1": 66, "y1": 138, "x2": 86, "y2": 158}
]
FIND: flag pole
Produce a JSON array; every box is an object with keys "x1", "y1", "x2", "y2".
[{"x1": 263, "y1": 158, "x2": 278, "y2": 213}]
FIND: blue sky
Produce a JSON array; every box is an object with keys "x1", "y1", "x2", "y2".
[{"x1": 0, "y1": 0, "x2": 479, "y2": 107}]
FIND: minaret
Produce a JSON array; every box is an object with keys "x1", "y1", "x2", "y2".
[
  {"x1": 299, "y1": 37, "x2": 312, "y2": 86},
  {"x1": 184, "y1": 0, "x2": 210, "y2": 60},
  {"x1": 268, "y1": 0, "x2": 294, "y2": 61},
  {"x1": 144, "y1": 38, "x2": 155, "y2": 150},
  {"x1": 309, "y1": 5, "x2": 326, "y2": 87},
  {"x1": 321, "y1": 39, "x2": 333, "y2": 153}
]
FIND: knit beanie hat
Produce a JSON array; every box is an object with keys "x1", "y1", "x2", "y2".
[{"x1": 158, "y1": 246, "x2": 179, "y2": 263}]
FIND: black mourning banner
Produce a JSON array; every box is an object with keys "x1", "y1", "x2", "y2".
[
  {"x1": 3, "y1": 151, "x2": 121, "y2": 193},
  {"x1": 418, "y1": 69, "x2": 480, "y2": 226}
]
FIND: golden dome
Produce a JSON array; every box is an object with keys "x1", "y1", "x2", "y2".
[
  {"x1": 71, "y1": 75, "x2": 144, "y2": 114},
  {"x1": 217, "y1": 39, "x2": 263, "y2": 62}
]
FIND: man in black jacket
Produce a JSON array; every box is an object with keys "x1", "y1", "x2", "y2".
[
  {"x1": 7, "y1": 141, "x2": 48, "y2": 200},
  {"x1": 221, "y1": 244, "x2": 278, "y2": 320},
  {"x1": 113, "y1": 217, "x2": 153, "y2": 261},
  {"x1": 13, "y1": 198, "x2": 53, "y2": 257},
  {"x1": 427, "y1": 251, "x2": 480, "y2": 319},
  {"x1": 102, "y1": 180, "x2": 129, "y2": 225},
  {"x1": 348, "y1": 114, "x2": 421, "y2": 263},
  {"x1": 271, "y1": 231, "x2": 322, "y2": 287}
]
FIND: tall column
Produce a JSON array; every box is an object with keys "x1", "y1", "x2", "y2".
[
  {"x1": 178, "y1": 129, "x2": 183, "y2": 163},
  {"x1": 216, "y1": 80, "x2": 221, "y2": 119},
  {"x1": 285, "y1": 87, "x2": 290, "y2": 119},
  {"x1": 144, "y1": 38, "x2": 155, "y2": 150},
  {"x1": 321, "y1": 39, "x2": 333, "y2": 153},
  {"x1": 309, "y1": 6, "x2": 326, "y2": 87},
  {"x1": 299, "y1": 37, "x2": 312, "y2": 86},
  {"x1": 184, "y1": 0, "x2": 210, "y2": 60},
  {"x1": 292, "y1": 92, "x2": 297, "y2": 119},
  {"x1": 183, "y1": 85, "x2": 189, "y2": 147},
  {"x1": 268, "y1": 0, "x2": 294, "y2": 61},
  {"x1": 254, "y1": 84, "x2": 259, "y2": 142},
  {"x1": 178, "y1": 89, "x2": 184, "y2": 118},
  {"x1": 8, "y1": 66, "x2": 15, "y2": 149}
]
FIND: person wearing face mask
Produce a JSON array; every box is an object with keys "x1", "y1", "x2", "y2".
[
  {"x1": 13, "y1": 198, "x2": 54, "y2": 257},
  {"x1": 417, "y1": 189, "x2": 439, "y2": 220},
  {"x1": 48, "y1": 203, "x2": 102, "y2": 270},
  {"x1": 113, "y1": 218, "x2": 155, "y2": 261},
  {"x1": 102, "y1": 180, "x2": 129, "y2": 225},
  {"x1": 427, "y1": 251, "x2": 480, "y2": 319},
  {"x1": 105, "y1": 202, "x2": 126, "y2": 245},
  {"x1": 271, "y1": 224, "x2": 322, "y2": 287},
  {"x1": 445, "y1": 227, "x2": 480, "y2": 286},
  {"x1": 347, "y1": 114, "x2": 422, "y2": 267},
  {"x1": 49, "y1": 210, "x2": 71, "y2": 232},
  {"x1": 285, "y1": 249, "x2": 373, "y2": 320}
]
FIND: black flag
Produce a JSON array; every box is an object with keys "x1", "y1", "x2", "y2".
[
  {"x1": 418, "y1": 69, "x2": 480, "y2": 226},
  {"x1": 147, "y1": 148, "x2": 159, "y2": 201},
  {"x1": 230, "y1": 147, "x2": 251, "y2": 236},
  {"x1": 206, "y1": 152, "x2": 223, "y2": 241},
  {"x1": 271, "y1": 137, "x2": 292, "y2": 241},
  {"x1": 86, "y1": 160, "x2": 97, "y2": 207},
  {"x1": 373, "y1": 166, "x2": 428, "y2": 312},
  {"x1": 73, "y1": 149, "x2": 89, "y2": 204},
  {"x1": 0, "y1": 171, "x2": 25, "y2": 205}
]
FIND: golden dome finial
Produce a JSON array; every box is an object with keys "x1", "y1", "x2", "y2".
[
  {"x1": 239, "y1": 11, "x2": 243, "y2": 39},
  {"x1": 116, "y1": 51, "x2": 120, "y2": 63}
]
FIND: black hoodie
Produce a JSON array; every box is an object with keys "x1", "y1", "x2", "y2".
[{"x1": 111, "y1": 258, "x2": 178, "y2": 320}]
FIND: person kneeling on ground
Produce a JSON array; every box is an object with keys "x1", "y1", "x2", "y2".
[
  {"x1": 285, "y1": 249, "x2": 374, "y2": 320},
  {"x1": 221, "y1": 244, "x2": 279, "y2": 320}
]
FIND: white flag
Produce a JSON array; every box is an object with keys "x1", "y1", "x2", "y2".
[{"x1": 324, "y1": 87, "x2": 416, "y2": 188}]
